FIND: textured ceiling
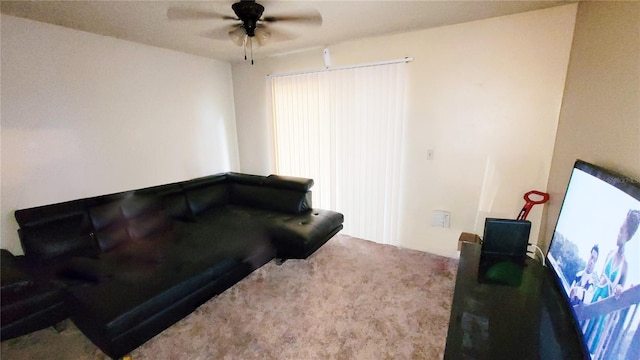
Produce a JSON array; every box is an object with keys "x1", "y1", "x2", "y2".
[{"x1": 1, "y1": 1, "x2": 574, "y2": 63}]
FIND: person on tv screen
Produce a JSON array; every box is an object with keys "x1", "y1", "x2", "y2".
[
  {"x1": 568, "y1": 244, "x2": 599, "y2": 306},
  {"x1": 586, "y1": 209, "x2": 640, "y2": 356},
  {"x1": 592, "y1": 209, "x2": 640, "y2": 302}
]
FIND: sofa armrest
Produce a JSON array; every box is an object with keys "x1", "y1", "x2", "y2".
[
  {"x1": 1, "y1": 249, "x2": 69, "y2": 341},
  {"x1": 263, "y1": 175, "x2": 314, "y2": 192},
  {"x1": 1, "y1": 250, "x2": 34, "y2": 293}
]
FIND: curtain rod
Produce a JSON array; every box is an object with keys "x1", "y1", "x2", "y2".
[{"x1": 267, "y1": 57, "x2": 414, "y2": 78}]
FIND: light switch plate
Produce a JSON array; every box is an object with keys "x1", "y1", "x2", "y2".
[{"x1": 431, "y1": 210, "x2": 451, "y2": 228}]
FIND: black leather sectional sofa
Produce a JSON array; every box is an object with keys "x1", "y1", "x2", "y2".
[{"x1": 0, "y1": 172, "x2": 343, "y2": 359}]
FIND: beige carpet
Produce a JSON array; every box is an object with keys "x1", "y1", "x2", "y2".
[{"x1": 1, "y1": 234, "x2": 458, "y2": 360}]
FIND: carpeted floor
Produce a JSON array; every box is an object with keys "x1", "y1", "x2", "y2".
[{"x1": 1, "y1": 234, "x2": 458, "y2": 360}]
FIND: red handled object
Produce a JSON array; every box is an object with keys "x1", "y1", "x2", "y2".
[{"x1": 517, "y1": 190, "x2": 549, "y2": 221}]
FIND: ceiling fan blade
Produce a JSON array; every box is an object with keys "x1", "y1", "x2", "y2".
[
  {"x1": 259, "y1": 25, "x2": 298, "y2": 44},
  {"x1": 167, "y1": 7, "x2": 235, "y2": 21},
  {"x1": 261, "y1": 10, "x2": 322, "y2": 26},
  {"x1": 200, "y1": 24, "x2": 243, "y2": 42},
  {"x1": 249, "y1": 24, "x2": 297, "y2": 47}
]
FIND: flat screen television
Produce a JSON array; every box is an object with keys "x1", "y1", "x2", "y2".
[{"x1": 547, "y1": 160, "x2": 640, "y2": 360}]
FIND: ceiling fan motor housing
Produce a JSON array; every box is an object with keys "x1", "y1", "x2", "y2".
[{"x1": 232, "y1": 0, "x2": 264, "y2": 37}]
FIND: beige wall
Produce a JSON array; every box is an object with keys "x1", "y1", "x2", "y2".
[
  {"x1": 233, "y1": 5, "x2": 578, "y2": 257},
  {"x1": 0, "y1": 16, "x2": 239, "y2": 254},
  {"x1": 542, "y1": 1, "x2": 640, "y2": 252}
]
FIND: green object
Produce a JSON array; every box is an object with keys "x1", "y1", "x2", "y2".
[{"x1": 484, "y1": 261, "x2": 523, "y2": 287}]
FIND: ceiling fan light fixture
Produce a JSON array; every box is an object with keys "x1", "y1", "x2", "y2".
[
  {"x1": 229, "y1": 26, "x2": 246, "y2": 46},
  {"x1": 255, "y1": 28, "x2": 271, "y2": 46},
  {"x1": 172, "y1": 0, "x2": 322, "y2": 65}
]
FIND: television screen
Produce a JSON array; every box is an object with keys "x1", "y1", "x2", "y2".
[{"x1": 547, "y1": 160, "x2": 640, "y2": 360}]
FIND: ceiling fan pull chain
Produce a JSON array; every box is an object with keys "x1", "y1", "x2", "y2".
[
  {"x1": 243, "y1": 36, "x2": 248, "y2": 61},
  {"x1": 250, "y1": 37, "x2": 254, "y2": 65}
]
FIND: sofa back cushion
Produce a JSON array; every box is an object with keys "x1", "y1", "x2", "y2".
[
  {"x1": 89, "y1": 193, "x2": 177, "y2": 251},
  {"x1": 19, "y1": 212, "x2": 97, "y2": 261},
  {"x1": 182, "y1": 173, "x2": 314, "y2": 215},
  {"x1": 229, "y1": 184, "x2": 312, "y2": 214},
  {"x1": 93, "y1": 225, "x2": 131, "y2": 253},
  {"x1": 182, "y1": 175, "x2": 230, "y2": 215},
  {"x1": 161, "y1": 192, "x2": 194, "y2": 222},
  {"x1": 135, "y1": 183, "x2": 194, "y2": 222},
  {"x1": 121, "y1": 195, "x2": 173, "y2": 240},
  {"x1": 89, "y1": 200, "x2": 132, "y2": 252},
  {"x1": 184, "y1": 185, "x2": 229, "y2": 215},
  {"x1": 227, "y1": 173, "x2": 314, "y2": 214},
  {"x1": 89, "y1": 199, "x2": 125, "y2": 231},
  {"x1": 15, "y1": 200, "x2": 98, "y2": 261}
]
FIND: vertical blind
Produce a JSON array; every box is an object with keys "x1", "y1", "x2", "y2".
[{"x1": 269, "y1": 62, "x2": 407, "y2": 245}]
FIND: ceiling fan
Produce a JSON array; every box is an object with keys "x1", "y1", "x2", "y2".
[{"x1": 167, "y1": 0, "x2": 322, "y2": 64}]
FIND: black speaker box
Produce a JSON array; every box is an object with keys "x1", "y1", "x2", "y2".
[{"x1": 481, "y1": 218, "x2": 531, "y2": 259}]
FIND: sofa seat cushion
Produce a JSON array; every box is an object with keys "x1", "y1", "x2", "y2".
[
  {"x1": 59, "y1": 256, "x2": 113, "y2": 283},
  {"x1": 204, "y1": 205, "x2": 343, "y2": 258},
  {"x1": 68, "y1": 257, "x2": 241, "y2": 339},
  {"x1": 126, "y1": 210, "x2": 174, "y2": 240},
  {"x1": 100, "y1": 238, "x2": 171, "y2": 266},
  {"x1": 172, "y1": 209, "x2": 274, "y2": 270},
  {"x1": 22, "y1": 240, "x2": 169, "y2": 286}
]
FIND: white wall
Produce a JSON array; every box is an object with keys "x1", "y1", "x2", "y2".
[
  {"x1": 1, "y1": 15, "x2": 239, "y2": 254},
  {"x1": 232, "y1": 5, "x2": 577, "y2": 257},
  {"x1": 542, "y1": 1, "x2": 640, "y2": 252}
]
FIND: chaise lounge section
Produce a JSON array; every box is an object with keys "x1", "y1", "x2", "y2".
[{"x1": 1, "y1": 172, "x2": 343, "y2": 359}]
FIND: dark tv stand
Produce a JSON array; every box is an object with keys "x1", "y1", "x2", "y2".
[{"x1": 444, "y1": 242, "x2": 587, "y2": 359}]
